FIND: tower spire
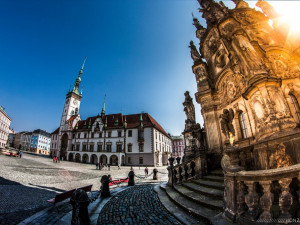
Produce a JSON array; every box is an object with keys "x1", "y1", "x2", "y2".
[
  {"x1": 101, "y1": 95, "x2": 106, "y2": 117},
  {"x1": 79, "y1": 56, "x2": 87, "y2": 77},
  {"x1": 72, "y1": 57, "x2": 87, "y2": 95}
]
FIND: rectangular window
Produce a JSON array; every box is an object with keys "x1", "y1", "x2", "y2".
[
  {"x1": 99, "y1": 132, "x2": 102, "y2": 138},
  {"x1": 117, "y1": 143, "x2": 122, "y2": 152},
  {"x1": 78, "y1": 133, "x2": 80, "y2": 138},
  {"x1": 128, "y1": 130, "x2": 132, "y2": 137},
  {"x1": 128, "y1": 144, "x2": 132, "y2": 152},
  {"x1": 91, "y1": 133, "x2": 94, "y2": 138},
  {"x1": 139, "y1": 143, "x2": 144, "y2": 152},
  {"x1": 84, "y1": 133, "x2": 87, "y2": 138},
  {"x1": 108, "y1": 132, "x2": 111, "y2": 138},
  {"x1": 128, "y1": 157, "x2": 132, "y2": 164},
  {"x1": 72, "y1": 134, "x2": 75, "y2": 139},
  {"x1": 139, "y1": 157, "x2": 143, "y2": 164},
  {"x1": 97, "y1": 143, "x2": 103, "y2": 152},
  {"x1": 90, "y1": 144, "x2": 94, "y2": 152},
  {"x1": 76, "y1": 144, "x2": 80, "y2": 151},
  {"x1": 106, "y1": 143, "x2": 112, "y2": 152},
  {"x1": 83, "y1": 144, "x2": 87, "y2": 151},
  {"x1": 118, "y1": 131, "x2": 122, "y2": 137}
]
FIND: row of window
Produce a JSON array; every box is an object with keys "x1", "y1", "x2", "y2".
[
  {"x1": 73, "y1": 130, "x2": 133, "y2": 139},
  {"x1": 70, "y1": 142, "x2": 145, "y2": 153}
]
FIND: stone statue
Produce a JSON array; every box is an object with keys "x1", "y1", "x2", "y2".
[
  {"x1": 183, "y1": 91, "x2": 196, "y2": 123},
  {"x1": 220, "y1": 108, "x2": 235, "y2": 139},
  {"x1": 198, "y1": 0, "x2": 227, "y2": 27},
  {"x1": 189, "y1": 41, "x2": 202, "y2": 65},
  {"x1": 193, "y1": 17, "x2": 207, "y2": 40}
]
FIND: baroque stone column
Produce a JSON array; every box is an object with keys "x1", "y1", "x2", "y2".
[
  {"x1": 259, "y1": 180, "x2": 274, "y2": 220},
  {"x1": 279, "y1": 178, "x2": 293, "y2": 220},
  {"x1": 236, "y1": 181, "x2": 245, "y2": 216},
  {"x1": 244, "y1": 181, "x2": 259, "y2": 220},
  {"x1": 224, "y1": 174, "x2": 237, "y2": 221}
]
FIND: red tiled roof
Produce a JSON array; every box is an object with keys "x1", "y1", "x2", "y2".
[
  {"x1": 67, "y1": 114, "x2": 80, "y2": 129},
  {"x1": 51, "y1": 127, "x2": 59, "y2": 134},
  {"x1": 74, "y1": 113, "x2": 169, "y2": 138}
]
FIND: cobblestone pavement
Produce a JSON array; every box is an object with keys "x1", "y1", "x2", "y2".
[
  {"x1": 97, "y1": 185, "x2": 182, "y2": 225},
  {"x1": 0, "y1": 153, "x2": 168, "y2": 225}
]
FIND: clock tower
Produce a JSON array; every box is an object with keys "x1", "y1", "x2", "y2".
[{"x1": 58, "y1": 57, "x2": 86, "y2": 158}]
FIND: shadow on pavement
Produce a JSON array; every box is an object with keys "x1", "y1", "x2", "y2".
[{"x1": 0, "y1": 177, "x2": 66, "y2": 225}]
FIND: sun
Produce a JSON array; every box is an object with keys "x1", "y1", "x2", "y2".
[{"x1": 268, "y1": 1, "x2": 300, "y2": 34}]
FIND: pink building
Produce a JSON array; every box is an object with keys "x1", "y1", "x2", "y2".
[{"x1": 171, "y1": 135, "x2": 185, "y2": 160}]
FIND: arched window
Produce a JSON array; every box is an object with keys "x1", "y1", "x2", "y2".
[
  {"x1": 239, "y1": 112, "x2": 249, "y2": 139},
  {"x1": 289, "y1": 94, "x2": 300, "y2": 122}
]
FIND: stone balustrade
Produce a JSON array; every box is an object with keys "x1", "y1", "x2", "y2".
[
  {"x1": 167, "y1": 154, "x2": 205, "y2": 185},
  {"x1": 224, "y1": 164, "x2": 300, "y2": 224}
]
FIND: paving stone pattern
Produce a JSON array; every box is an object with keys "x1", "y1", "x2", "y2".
[
  {"x1": 0, "y1": 153, "x2": 168, "y2": 225},
  {"x1": 97, "y1": 185, "x2": 182, "y2": 225}
]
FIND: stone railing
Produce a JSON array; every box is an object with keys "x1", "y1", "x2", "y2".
[
  {"x1": 167, "y1": 154, "x2": 206, "y2": 186},
  {"x1": 224, "y1": 164, "x2": 300, "y2": 224}
]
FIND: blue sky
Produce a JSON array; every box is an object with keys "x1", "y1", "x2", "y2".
[{"x1": 1, "y1": 0, "x2": 240, "y2": 135}]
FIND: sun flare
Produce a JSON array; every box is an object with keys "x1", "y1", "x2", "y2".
[{"x1": 268, "y1": 1, "x2": 300, "y2": 34}]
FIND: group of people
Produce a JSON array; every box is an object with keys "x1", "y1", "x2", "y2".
[
  {"x1": 96, "y1": 162, "x2": 111, "y2": 170},
  {"x1": 53, "y1": 156, "x2": 60, "y2": 163}
]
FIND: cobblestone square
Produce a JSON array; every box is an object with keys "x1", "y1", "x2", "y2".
[{"x1": 0, "y1": 153, "x2": 168, "y2": 224}]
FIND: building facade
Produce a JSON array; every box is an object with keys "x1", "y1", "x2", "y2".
[
  {"x1": 30, "y1": 129, "x2": 51, "y2": 155},
  {"x1": 51, "y1": 61, "x2": 171, "y2": 166},
  {"x1": 8, "y1": 129, "x2": 16, "y2": 147},
  {"x1": 171, "y1": 135, "x2": 185, "y2": 159},
  {"x1": 0, "y1": 106, "x2": 12, "y2": 148}
]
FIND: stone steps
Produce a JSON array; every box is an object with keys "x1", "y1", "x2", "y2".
[
  {"x1": 192, "y1": 179, "x2": 225, "y2": 191},
  {"x1": 173, "y1": 184, "x2": 223, "y2": 210},
  {"x1": 209, "y1": 170, "x2": 224, "y2": 177},
  {"x1": 160, "y1": 183, "x2": 218, "y2": 224},
  {"x1": 202, "y1": 175, "x2": 224, "y2": 183},
  {"x1": 182, "y1": 182, "x2": 223, "y2": 200},
  {"x1": 159, "y1": 169, "x2": 230, "y2": 225}
]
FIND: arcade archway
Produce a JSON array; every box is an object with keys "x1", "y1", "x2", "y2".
[
  {"x1": 100, "y1": 155, "x2": 107, "y2": 164},
  {"x1": 60, "y1": 133, "x2": 68, "y2": 159},
  {"x1": 75, "y1": 153, "x2": 81, "y2": 162},
  {"x1": 110, "y1": 155, "x2": 118, "y2": 166},
  {"x1": 82, "y1": 154, "x2": 89, "y2": 163},
  {"x1": 90, "y1": 154, "x2": 98, "y2": 164}
]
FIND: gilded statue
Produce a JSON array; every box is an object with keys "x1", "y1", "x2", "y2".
[{"x1": 220, "y1": 108, "x2": 235, "y2": 139}]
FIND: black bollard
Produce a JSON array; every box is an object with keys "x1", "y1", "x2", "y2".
[
  {"x1": 176, "y1": 157, "x2": 181, "y2": 165},
  {"x1": 70, "y1": 189, "x2": 90, "y2": 225},
  {"x1": 128, "y1": 171, "x2": 135, "y2": 186},
  {"x1": 168, "y1": 157, "x2": 175, "y2": 167},
  {"x1": 100, "y1": 175, "x2": 111, "y2": 198},
  {"x1": 153, "y1": 168, "x2": 158, "y2": 180}
]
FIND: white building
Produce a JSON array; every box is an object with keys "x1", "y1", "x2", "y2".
[
  {"x1": 50, "y1": 61, "x2": 172, "y2": 166},
  {"x1": 30, "y1": 129, "x2": 51, "y2": 155},
  {"x1": 0, "y1": 106, "x2": 12, "y2": 148}
]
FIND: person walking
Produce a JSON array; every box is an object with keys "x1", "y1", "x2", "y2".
[
  {"x1": 96, "y1": 162, "x2": 99, "y2": 170},
  {"x1": 144, "y1": 167, "x2": 148, "y2": 177},
  {"x1": 118, "y1": 163, "x2": 121, "y2": 170},
  {"x1": 108, "y1": 164, "x2": 110, "y2": 171},
  {"x1": 19, "y1": 151, "x2": 23, "y2": 158},
  {"x1": 55, "y1": 156, "x2": 58, "y2": 163},
  {"x1": 130, "y1": 166, "x2": 134, "y2": 173}
]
